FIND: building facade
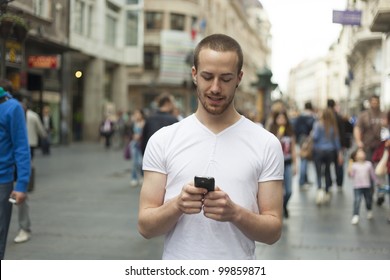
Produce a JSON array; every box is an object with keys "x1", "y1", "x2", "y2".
[
  {"x1": 1, "y1": 0, "x2": 71, "y2": 144},
  {"x1": 68, "y1": 0, "x2": 144, "y2": 141},
  {"x1": 287, "y1": 0, "x2": 390, "y2": 115},
  {"x1": 1, "y1": 0, "x2": 273, "y2": 143},
  {"x1": 128, "y1": 0, "x2": 272, "y2": 122}
]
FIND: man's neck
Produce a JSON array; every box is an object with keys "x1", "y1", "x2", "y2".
[{"x1": 195, "y1": 108, "x2": 241, "y2": 134}]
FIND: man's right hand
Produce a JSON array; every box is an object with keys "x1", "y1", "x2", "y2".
[
  {"x1": 10, "y1": 191, "x2": 27, "y2": 205},
  {"x1": 176, "y1": 183, "x2": 205, "y2": 214}
]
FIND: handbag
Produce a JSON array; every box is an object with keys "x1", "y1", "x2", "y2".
[
  {"x1": 300, "y1": 135, "x2": 314, "y2": 160},
  {"x1": 375, "y1": 148, "x2": 389, "y2": 176}
]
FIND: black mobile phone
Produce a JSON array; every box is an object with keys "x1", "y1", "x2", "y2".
[{"x1": 194, "y1": 176, "x2": 215, "y2": 192}]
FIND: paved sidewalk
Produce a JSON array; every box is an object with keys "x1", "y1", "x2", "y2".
[{"x1": 4, "y1": 142, "x2": 390, "y2": 260}]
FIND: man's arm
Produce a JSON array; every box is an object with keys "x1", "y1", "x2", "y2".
[
  {"x1": 353, "y1": 125, "x2": 363, "y2": 148},
  {"x1": 11, "y1": 104, "x2": 31, "y2": 203},
  {"x1": 203, "y1": 180, "x2": 283, "y2": 244},
  {"x1": 138, "y1": 171, "x2": 205, "y2": 239}
]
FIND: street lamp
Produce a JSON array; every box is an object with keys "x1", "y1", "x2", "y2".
[
  {"x1": 251, "y1": 66, "x2": 278, "y2": 124},
  {"x1": 75, "y1": 70, "x2": 83, "y2": 79}
]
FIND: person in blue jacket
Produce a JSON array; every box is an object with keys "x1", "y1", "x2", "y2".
[{"x1": 0, "y1": 80, "x2": 31, "y2": 260}]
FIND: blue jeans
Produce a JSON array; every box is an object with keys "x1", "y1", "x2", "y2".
[
  {"x1": 130, "y1": 140, "x2": 143, "y2": 181},
  {"x1": 313, "y1": 149, "x2": 336, "y2": 192},
  {"x1": 284, "y1": 163, "x2": 293, "y2": 208},
  {"x1": 333, "y1": 150, "x2": 344, "y2": 187},
  {"x1": 299, "y1": 158, "x2": 309, "y2": 186},
  {"x1": 0, "y1": 182, "x2": 14, "y2": 260},
  {"x1": 353, "y1": 188, "x2": 372, "y2": 215}
]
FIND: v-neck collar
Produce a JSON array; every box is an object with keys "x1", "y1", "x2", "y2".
[{"x1": 192, "y1": 114, "x2": 244, "y2": 136}]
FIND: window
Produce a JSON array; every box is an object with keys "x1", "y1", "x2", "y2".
[
  {"x1": 105, "y1": 3, "x2": 119, "y2": 46},
  {"x1": 74, "y1": 0, "x2": 85, "y2": 34},
  {"x1": 126, "y1": 0, "x2": 139, "y2": 4},
  {"x1": 105, "y1": 15, "x2": 117, "y2": 46},
  {"x1": 191, "y1": 16, "x2": 197, "y2": 27},
  {"x1": 126, "y1": 11, "x2": 139, "y2": 46},
  {"x1": 144, "y1": 49, "x2": 160, "y2": 70},
  {"x1": 86, "y1": 5, "x2": 93, "y2": 38},
  {"x1": 33, "y1": 0, "x2": 51, "y2": 19},
  {"x1": 145, "y1": 12, "x2": 163, "y2": 30},
  {"x1": 373, "y1": 49, "x2": 383, "y2": 73},
  {"x1": 170, "y1": 13, "x2": 185, "y2": 31},
  {"x1": 73, "y1": 0, "x2": 94, "y2": 36}
]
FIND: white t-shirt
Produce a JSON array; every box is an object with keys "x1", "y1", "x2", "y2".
[{"x1": 143, "y1": 114, "x2": 284, "y2": 259}]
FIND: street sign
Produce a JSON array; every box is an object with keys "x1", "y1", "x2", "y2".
[
  {"x1": 28, "y1": 55, "x2": 61, "y2": 69},
  {"x1": 332, "y1": 10, "x2": 362, "y2": 26}
]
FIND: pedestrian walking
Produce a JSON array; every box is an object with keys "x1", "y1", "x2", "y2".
[
  {"x1": 99, "y1": 115, "x2": 115, "y2": 149},
  {"x1": 13, "y1": 100, "x2": 47, "y2": 243},
  {"x1": 140, "y1": 93, "x2": 178, "y2": 155},
  {"x1": 129, "y1": 109, "x2": 145, "y2": 187},
  {"x1": 138, "y1": 34, "x2": 284, "y2": 259},
  {"x1": 327, "y1": 99, "x2": 348, "y2": 191},
  {"x1": 348, "y1": 148, "x2": 379, "y2": 225},
  {"x1": 372, "y1": 110, "x2": 390, "y2": 222},
  {"x1": 312, "y1": 108, "x2": 342, "y2": 205},
  {"x1": 293, "y1": 101, "x2": 316, "y2": 190},
  {"x1": 41, "y1": 105, "x2": 53, "y2": 155},
  {"x1": 354, "y1": 95, "x2": 387, "y2": 205},
  {"x1": 268, "y1": 111, "x2": 297, "y2": 218},
  {"x1": 0, "y1": 81, "x2": 31, "y2": 259}
]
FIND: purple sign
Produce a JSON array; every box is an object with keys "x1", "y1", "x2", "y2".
[{"x1": 332, "y1": 10, "x2": 362, "y2": 26}]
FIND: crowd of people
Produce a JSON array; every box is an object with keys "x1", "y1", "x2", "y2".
[{"x1": 288, "y1": 95, "x2": 390, "y2": 225}]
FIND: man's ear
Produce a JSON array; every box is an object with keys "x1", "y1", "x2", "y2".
[{"x1": 191, "y1": 66, "x2": 197, "y2": 85}]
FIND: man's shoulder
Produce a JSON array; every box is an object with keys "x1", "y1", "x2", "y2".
[
  {"x1": 27, "y1": 110, "x2": 40, "y2": 119},
  {"x1": 296, "y1": 113, "x2": 314, "y2": 122},
  {"x1": 148, "y1": 111, "x2": 177, "y2": 122},
  {"x1": 1, "y1": 95, "x2": 21, "y2": 110}
]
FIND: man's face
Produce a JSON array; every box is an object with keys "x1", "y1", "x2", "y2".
[
  {"x1": 370, "y1": 97, "x2": 380, "y2": 110},
  {"x1": 192, "y1": 48, "x2": 242, "y2": 116}
]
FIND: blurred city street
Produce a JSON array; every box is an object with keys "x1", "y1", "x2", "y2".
[{"x1": 4, "y1": 142, "x2": 390, "y2": 260}]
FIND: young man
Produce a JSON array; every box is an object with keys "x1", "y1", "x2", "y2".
[
  {"x1": 140, "y1": 93, "x2": 178, "y2": 155},
  {"x1": 0, "y1": 81, "x2": 31, "y2": 259},
  {"x1": 138, "y1": 34, "x2": 284, "y2": 259}
]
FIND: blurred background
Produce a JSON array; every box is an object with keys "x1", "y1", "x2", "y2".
[{"x1": 1, "y1": 0, "x2": 389, "y2": 145}]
